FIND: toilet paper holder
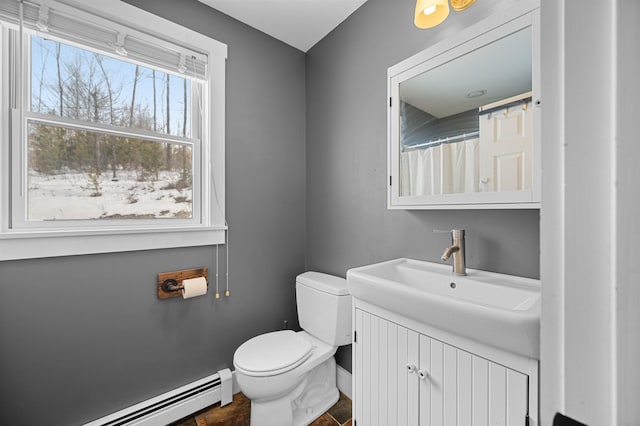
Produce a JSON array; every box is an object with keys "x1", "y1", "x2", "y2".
[
  {"x1": 157, "y1": 267, "x2": 209, "y2": 299},
  {"x1": 161, "y1": 278, "x2": 184, "y2": 293}
]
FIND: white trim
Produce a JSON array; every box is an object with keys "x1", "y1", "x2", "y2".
[
  {"x1": 0, "y1": 228, "x2": 225, "y2": 261},
  {"x1": 336, "y1": 364, "x2": 352, "y2": 399},
  {"x1": 539, "y1": 0, "x2": 566, "y2": 422},
  {"x1": 541, "y1": 1, "x2": 623, "y2": 424},
  {"x1": 25, "y1": 111, "x2": 201, "y2": 146},
  {"x1": 608, "y1": 2, "x2": 618, "y2": 423},
  {"x1": 231, "y1": 369, "x2": 241, "y2": 395}
]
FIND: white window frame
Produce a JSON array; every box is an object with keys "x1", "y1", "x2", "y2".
[{"x1": 0, "y1": 0, "x2": 227, "y2": 260}]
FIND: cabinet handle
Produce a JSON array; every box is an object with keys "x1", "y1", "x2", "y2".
[
  {"x1": 406, "y1": 363, "x2": 416, "y2": 373},
  {"x1": 417, "y1": 369, "x2": 429, "y2": 380}
]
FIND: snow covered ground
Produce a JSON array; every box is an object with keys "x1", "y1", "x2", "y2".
[{"x1": 28, "y1": 170, "x2": 192, "y2": 221}]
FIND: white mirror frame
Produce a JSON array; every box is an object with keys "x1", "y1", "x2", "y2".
[{"x1": 387, "y1": 0, "x2": 540, "y2": 210}]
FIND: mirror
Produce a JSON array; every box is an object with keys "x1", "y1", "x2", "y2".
[{"x1": 388, "y1": 3, "x2": 540, "y2": 209}]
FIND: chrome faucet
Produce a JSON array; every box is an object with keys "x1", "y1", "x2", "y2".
[{"x1": 438, "y1": 229, "x2": 466, "y2": 276}]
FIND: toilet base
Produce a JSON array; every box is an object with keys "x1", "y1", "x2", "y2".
[
  {"x1": 248, "y1": 357, "x2": 339, "y2": 426},
  {"x1": 250, "y1": 397, "x2": 294, "y2": 426},
  {"x1": 292, "y1": 357, "x2": 338, "y2": 426}
]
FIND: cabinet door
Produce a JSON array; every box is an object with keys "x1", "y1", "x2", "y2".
[
  {"x1": 354, "y1": 309, "x2": 420, "y2": 426},
  {"x1": 354, "y1": 309, "x2": 530, "y2": 426},
  {"x1": 418, "y1": 336, "x2": 529, "y2": 426}
]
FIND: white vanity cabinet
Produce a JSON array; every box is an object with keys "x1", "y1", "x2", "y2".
[{"x1": 352, "y1": 303, "x2": 538, "y2": 426}]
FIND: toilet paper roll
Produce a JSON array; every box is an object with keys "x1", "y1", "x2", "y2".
[{"x1": 182, "y1": 276, "x2": 208, "y2": 299}]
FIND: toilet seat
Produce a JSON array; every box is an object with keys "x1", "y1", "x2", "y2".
[{"x1": 234, "y1": 330, "x2": 313, "y2": 377}]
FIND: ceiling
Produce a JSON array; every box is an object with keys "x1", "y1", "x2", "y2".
[{"x1": 196, "y1": 0, "x2": 370, "y2": 52}]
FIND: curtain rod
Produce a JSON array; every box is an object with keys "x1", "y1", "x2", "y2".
[
  {"x1": 403, "y1": 131, "x2": 479, "y2": 152},
  {"x1": 479, "y1": 96, "x2": 532, "y2": 117}
]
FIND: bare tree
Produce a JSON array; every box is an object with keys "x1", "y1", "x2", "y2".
[
  {"x1": 89, "y1": 89, "x2": 102, "y2": 196},
  {"x1": 63, "y1": 55, "x2": 88, "y2": 120},
  {"x1": 55, "y1": 44, "x2": 63, "y2": 116},
  {"x1": 129, "y1": 64, "x2": 140, "y2": 127},
  {"x1": 95, "y1": 54, "x2": 118, "y2": 179},
  {"x1": 152, "y1": 69, "x2": 157, "y2": 132},
  {"x1": 33, "y1": 39, "x2": 50, "y2": 113}
]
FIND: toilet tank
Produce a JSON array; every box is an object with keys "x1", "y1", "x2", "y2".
[{"x1": 296, "y1": 272, "x2": 351, "y2": 346}]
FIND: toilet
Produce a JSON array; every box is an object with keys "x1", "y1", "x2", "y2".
[{"x1": 233, "y1": 272, "x2": 351, "y2": 426}]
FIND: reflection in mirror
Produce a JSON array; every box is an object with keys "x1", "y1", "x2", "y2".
[{"x1": 398, "y1": 27, "x2": 532, "y2": 197}]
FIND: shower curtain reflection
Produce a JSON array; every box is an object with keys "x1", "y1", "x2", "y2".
[{"x1": 399, "y1": 138, "x2": 479, "y2": 196}]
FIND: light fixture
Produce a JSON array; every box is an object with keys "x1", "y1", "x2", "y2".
[
  {"x1": 414, "y1": 0, "x2": 476, "y2": 29},
  {"x1": 414, "y1": 0, "x2": 449, "y2": 29},
  {"x1": 450, "y1": 0, "x2": 476, "y2": 12}
]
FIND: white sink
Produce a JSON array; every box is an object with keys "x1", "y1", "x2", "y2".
[{"x1": 346, "y1": 258, "x2": 540, "y2": 359}]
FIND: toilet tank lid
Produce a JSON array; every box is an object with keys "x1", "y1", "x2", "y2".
[{"x1": 297, "y1": 272, "x2": 349, "y2": 296}]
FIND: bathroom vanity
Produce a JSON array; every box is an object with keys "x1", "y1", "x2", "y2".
[
  {"x1": 353, "y1": 0, "x2": 543, "y2": 422},
  {"x1": 347, "y1": 259, "x2": 540, "y2": 426}
]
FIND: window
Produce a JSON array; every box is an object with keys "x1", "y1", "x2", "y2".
[{"x1": 0, "y1": 0, "x2": 227, "y2": 260}]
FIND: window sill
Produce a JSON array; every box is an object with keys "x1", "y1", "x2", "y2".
[{"x1": 0, "y1": 226, "x2": 226, "y2": 261}]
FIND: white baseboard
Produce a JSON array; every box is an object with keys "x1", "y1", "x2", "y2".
[
  {"x1": 232, "y1": 369, "x2": 240, "y2": 394},
  {"x1": 336, "y1": 364, "x2": 352, "y2": 399},
  {"x1": 84, "y1": 372, "x2": 228, "y2": 426}
]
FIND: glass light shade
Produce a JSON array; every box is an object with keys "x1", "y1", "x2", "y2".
[
  {"x1": 414, "y1": 0, "x2": 449, "y2": 29},
  {"x1": 450, "y1": 0, "x2": 476, "y2": 12}
]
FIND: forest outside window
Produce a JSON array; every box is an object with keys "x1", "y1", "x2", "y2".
[
  {"x1": 27, "y1": 35, "x2": 198, "y2": 222},
  {"x1": 0, "y1": 0, "x2": 227, "y2": 260}
]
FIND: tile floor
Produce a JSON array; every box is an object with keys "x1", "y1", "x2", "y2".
[{"x1": 170, "y1": 391, "x2": 352, "y2": 426}]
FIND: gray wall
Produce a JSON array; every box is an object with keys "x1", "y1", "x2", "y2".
[
  {"x1": 0, "y1": 1, "x2": 306, "y2": 424},
  {"x1": 305, "y1": 0, "x2": 540, "y2": 370}
]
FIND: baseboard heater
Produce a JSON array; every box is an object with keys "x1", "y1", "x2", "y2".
[{"x1": 84, "y1": 369, "x2": 233, "y2": 426}]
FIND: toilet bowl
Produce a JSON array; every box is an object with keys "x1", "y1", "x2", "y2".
[{"x1": 233, "y1": 272, "x2": 351, "y2": 426}]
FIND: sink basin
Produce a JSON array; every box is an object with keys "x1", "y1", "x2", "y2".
[{"x1": 346, "y1": 258, "x2": 540, "y2": 359}]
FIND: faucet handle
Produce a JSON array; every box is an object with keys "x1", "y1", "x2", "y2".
[{"x1": 435, "y1": 229, "x2": 466, "y2": 276}]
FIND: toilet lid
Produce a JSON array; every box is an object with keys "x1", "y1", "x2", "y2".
[{"x1": 234, "y1": 330, "x2": 313, "y2": 376}]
